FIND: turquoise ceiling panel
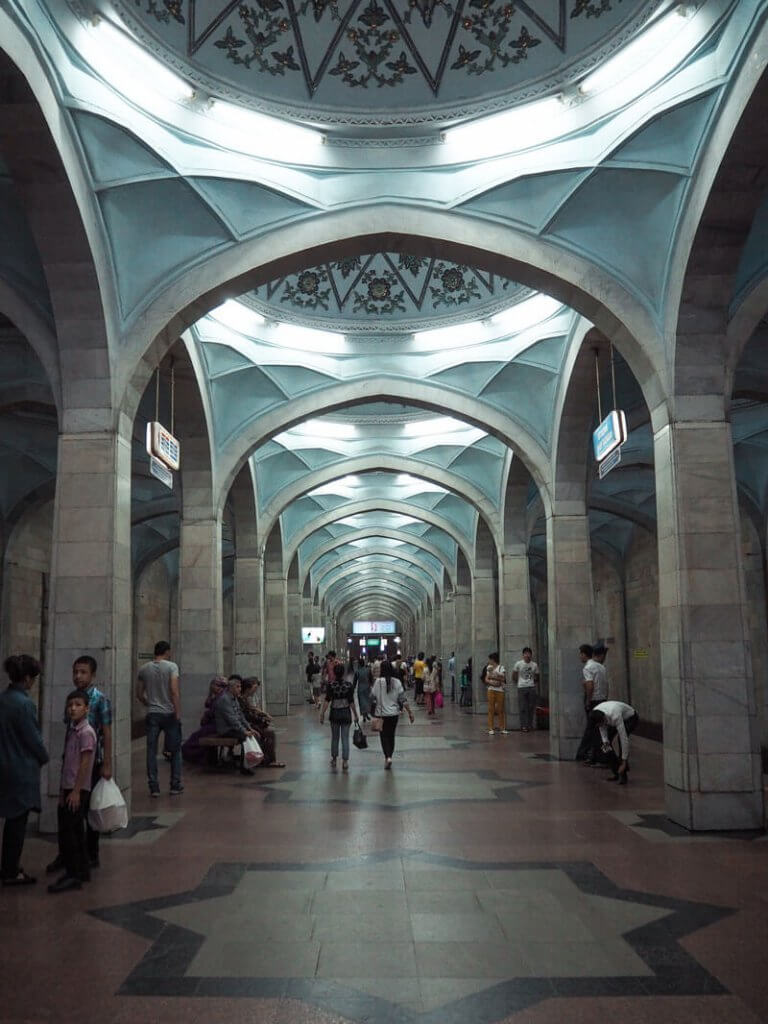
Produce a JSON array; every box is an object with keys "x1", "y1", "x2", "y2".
[
  {"x1": 447, "y1": 447, "x2": 505, "y2": 502},
  {"x1": 100, "y1": 178, "x2": 232, "y2": 321},
  {"x1": 312, "y1": 494, "x2": 349, "y2": 511},
  {"x1": 513, "y1": 335, "x2": 566, "y2": 373},
  {"x1": 460, "y1": 170, "x2": 589, "y2": 232},
  {"x1": 544, "y1": 168, "x2": 687, "y2": 313},
  {"x1": 255, "y1": 449, "x2": 312, "y2": 507},
  {"x1": 292, "y1": 448, "x2": 345, "y2": 472},
  {"x1": 209, "y1": 365, "x2": 286, "y2": 445},
  {"x1": 417, "y1": 445, "x2": 469, "y2": 470},
  {"x1": 0, "y1": 182, "x2": 52, "y2": 323},
  {"x1": 431, "y1": 493, "x2": 476, "y2": 539},
  {"x1": 190, "y1": 178, "x2": 313, "y2": 239},
  {"x1": 481, "y1": 363, "x2": 558, "y2": 443},
  {"x1": 428, "y1": 362, "x2": 505, "y2": 395},
  {"x1": 73, "y1": 113, "x2": 175, "y2": 185},
  {"x1": 607, "y1": 92, "x2": 717, "y2": 173},
  {"x1": 405, "y1": 492, "x2": 449, "y2": 513},
  {"x1": 732, "y1": 189, "x2": 768, "y2": 312},
  {"x1": 202, "y1": 342, "x2": 256, "y2": 377},
  {"x1": 264, "y1": 365, "x2": 338, "y2": 395},
  {"x1": 281, "y1": 495, "x2": 325, "y2": 543}
]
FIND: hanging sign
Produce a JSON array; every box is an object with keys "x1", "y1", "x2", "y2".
[
  {"x1": 352, "y1": 620, "x2": 395, "y2": 634},
  {"x1": 598, "y1": 446, "x2": 622, "y2": 479},
  {"x1": 146, "y1": 421, "x2": 181, "y2": 471},
  {"x1": 149, "y1": 455, "x2": 173, "y2": 490},
  {"x1": 592, "y1": 409, "x2": 627, "y2": 462}
]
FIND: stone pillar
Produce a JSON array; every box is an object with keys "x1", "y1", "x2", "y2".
[
  {"x1": 233, "y1": 554, "x2": 263, "y2": 680},
  {"x1": 471, "y1": 572, "x2": 498, "y2": 715},
  {"x1": 178, "y1": 515, "x2": 223, "y2": 735},
  {"x1": 441, "y1": 592, "x2": 456, "y2": 700},
  {"x1": 425, "y1": 600, "x2": 434, "y2": 656},
  {"x1": 453, "y1": 587, "x2": 472, "y2": 699},
  {"x1": 500, "y1": 545, "x2": 534, "y2": 730},
  {"x1": 42, "y1": 430, "x2": 132, "y2": 828},
  {"x1": 263, "y1": 560, "x2": 289, "y2": 716},
  {"x1": 432, "y1": 596, "x2": 442, "y2": 661},
  {"x1": 655, "y1": 418, "x2": 764, "y2": 829},
  {"x1": 286, "y1": 576, "x2": 302, "y2": 707},
  {"x1": 546, "y1": 512, "x2": 595, "y2": 759}
]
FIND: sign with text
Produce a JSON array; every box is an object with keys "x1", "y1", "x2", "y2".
[
  {"x1": 146, "y1": 421, "x2": 181, "y2": 471},
  {"x1": 301, "y1": 626, "x2": 325, "y2": 644},
  {"x1": 592, "y1": 409, "x2": 627, "y2": 462},
  {"x1": 149, "y1": 455, "x2": 173, "y2": 490},
  {"x1": 598, "y1": 446, "x2": 621, "y2": 479},
  {"x1": 352, "y1": 620, "x2": 395, "y2": 634}
]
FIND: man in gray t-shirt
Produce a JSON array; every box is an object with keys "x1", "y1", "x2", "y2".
[{"x1": 137, "y1": 641, "x2": 182, "y2": 796}]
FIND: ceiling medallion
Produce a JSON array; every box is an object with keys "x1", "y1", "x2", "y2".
[{"x1": 115, "y1": 0, "x2": 657, "y2": 126}]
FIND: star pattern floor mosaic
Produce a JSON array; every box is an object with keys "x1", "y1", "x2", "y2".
[{"x1": 2, "y1": 703, "x2": 767, "y2": 1024}]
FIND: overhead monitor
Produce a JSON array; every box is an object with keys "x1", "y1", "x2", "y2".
[
  {"x1": 366, "y1": 637, "x2": 381, "y2": 647},
  {"x1": 301, "y1": 627, "x2": 325, "y2": 644},
  {"x1": 352, "y1": 620, "x2": 395, "y2": 634}
]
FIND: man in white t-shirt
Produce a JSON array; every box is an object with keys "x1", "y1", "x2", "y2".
[
  {"x1": 512, "y1": 647, "x2": 539, "y2": 733},
  {"x1": 576, "y1": 643, "x2": 609, "y2": 763},
  {"x1": 485, "y1": 652, "x2": 508, "y2": 735}
]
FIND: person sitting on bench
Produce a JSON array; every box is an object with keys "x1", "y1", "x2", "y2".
[
  {"x1": 238, "y1": 676, "x2": 285, "y2": 768},
  {"x1": 214, "y1": 676, "x2": 258, "y2": 776}
]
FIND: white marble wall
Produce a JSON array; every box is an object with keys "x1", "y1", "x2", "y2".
[{"x1": 654, "y1": 419, "x2": 764, "y2": 830}]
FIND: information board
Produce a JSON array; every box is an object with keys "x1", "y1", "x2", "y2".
[
  {"x1": 592, "y1": 409, "x2": 627, "y2": 462},
  {"x1": 352, "y1": 620, "x2": 395, "y2": 634},
  {"x1": 301, "y1": 627, "x2": 325, "y2": 644}
]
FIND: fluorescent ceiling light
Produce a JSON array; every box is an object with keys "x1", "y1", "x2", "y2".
[
  {"x1": 413, "y1": 321, "x2": 485, "y2": 348},
  {"x1": 292, "y1": 418, "x2": 357, "y2": 439},
  {"x1": 212, "y1": 99, "x2": 320, "y2": 154},
  {"x1": 491, "y1": 294, "x2": 562, "y2": 332},
  {"x1": 272, "y1": 322, "x2": 345, "y2": 351},
  {"x1": 210, "y1": 299, "x2": 265, "y2": 335},
  {"x1": 402, "y1": 416, "x2": 481, "y2": 437},
  {"x1": 310, "y1": 475, "x2": 362, "y2": 492},
  {"x1": 85, "y1": 17, "x2": 192, "y2": 103},
  {"x1": 580, "y1": 3, "x2": 700, "y2": 96},
  {"x1": 445, "y1": 97, "x2": 561, "y2": 153}
]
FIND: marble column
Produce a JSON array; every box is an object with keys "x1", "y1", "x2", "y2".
[
  {"x1": 263, "y1": 557, "x2": 289, "y2": 716},
  {"x1": 441, "y1": 592, "x2": 456, "y2": 700},
  {"x1": 655, "y1": 418, "x2": 764, "y2": 830},
  {"x1": 471, "y1": 571, "x2": 498, "y2": 715},
  {"x1": 41, "y1": 431, "x2": 132, "y2": 829},
  {"x1": 233, "y1": 554, "x2": 263, "y2": 681},
  {"x1": 425, "y1": 600, "x2": 434, "y2": 657},
  {"x1": 286, "y1": 575, "x2": 303, "y2": 707},
  {"x1": 178, "y1": 514, "x2": 223, "y2": 735},
  {"x1": 432, "y1": 596, "x2": 442, "y2": 661},
  {"x1": 453, "y1": 587, "x2": 472, "y2": 698},
  {"x1": 500, "y1": 545, "x2": 534, "y2": 731},
  {"x1": 546, "y1": 512, "x2": 595, "y2": 759}
]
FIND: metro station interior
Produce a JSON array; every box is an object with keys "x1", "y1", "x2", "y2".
[{"x1": 1, "y1": 1, "x2": 768, "y2": 1021}]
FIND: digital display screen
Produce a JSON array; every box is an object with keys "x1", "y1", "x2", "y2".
[
  {"x1": 352, "y1": 620, "x2": 395, "y2": 634},
  {"x1": 301, "y1": 627, "x2": 325, "y2": 644}
]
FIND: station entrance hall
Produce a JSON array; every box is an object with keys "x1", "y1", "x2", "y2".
[{"x1": 1, "y1": 2, "x2": 768, "y2": 1022}]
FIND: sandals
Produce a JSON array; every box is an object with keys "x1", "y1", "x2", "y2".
[{"x1": 2, "y1": 869, "x2": 36, "y2": 886}]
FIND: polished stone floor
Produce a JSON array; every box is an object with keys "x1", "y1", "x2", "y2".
[{"x1": 2, "y1": 702, "x2": 767, "y2": 1023}]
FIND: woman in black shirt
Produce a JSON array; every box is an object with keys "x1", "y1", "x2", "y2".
[{"x1": 319, "y1": 663, "x2": 359, "y2": 771}]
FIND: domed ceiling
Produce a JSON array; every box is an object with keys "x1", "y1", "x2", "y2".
[
  {"x1": 112, "y1": 0, "x2": 660, "y2": 127},
  {"x1": 245, "y1": 250, "x2": 529, "y2": 332}
]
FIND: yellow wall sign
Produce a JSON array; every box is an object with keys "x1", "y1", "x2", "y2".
[{"x1": 633, "y1": 649, "x2": 649, "y2": 658}]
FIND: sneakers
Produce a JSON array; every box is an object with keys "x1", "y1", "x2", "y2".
[
  {"x1": 488, "y1": 730, "x2": 495, "y2": 735},
  {"x1": 48, "y1": 874, "x2": 82, "y2": 894},
  {"x1": 501, "y1": 730, "x2": 509, "y2": 735},
  {"x1": 170, "y1": 786, "x2": 184, "y2": 796}
]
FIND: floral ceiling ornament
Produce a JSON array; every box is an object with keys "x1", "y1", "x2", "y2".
[{"x1": 129, "y1": 0, "x2": 643, "y2": 110}]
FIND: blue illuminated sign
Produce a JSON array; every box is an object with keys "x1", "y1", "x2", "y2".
[{"x1": 593, "y1": 410, "x2": 627, "y2": 462}]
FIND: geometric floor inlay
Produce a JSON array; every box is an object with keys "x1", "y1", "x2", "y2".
[
  {"x1": 91, "y1": 852, "x2": 732, "y2": 1020},
  {"x1": 246, "y1": 768, "x2": 540, "y2": 809}
]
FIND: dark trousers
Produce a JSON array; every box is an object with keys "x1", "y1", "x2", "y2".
[
  {"x1": 1, "y1": 810, "x2": 29, "y2": 879},
  {"x1": 58, "y1": 789, "x2": 91, "y2": 880},
  {"x1": 379, "y1": 715, "x2": 399, "y2": 758},
  {"x1": 59, "y1": 758, "x2": 101, "y2": 863},
  {"x1": 576, "y1": 700, "x2": 603, "y2": 761},
  {"x1": 605, "y1": 714, "x2": 639, "y2": 773}
]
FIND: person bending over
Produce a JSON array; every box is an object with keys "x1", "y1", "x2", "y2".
[{"x1": 589, "y1": 700, "x2": 639, "y2": 784}]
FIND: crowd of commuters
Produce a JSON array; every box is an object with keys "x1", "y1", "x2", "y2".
[{"x1": 0, "y1": 634, "x2": 640, "y2": 890}]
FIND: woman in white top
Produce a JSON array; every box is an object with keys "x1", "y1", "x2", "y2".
[
  {"x1": 422, "y1": 656, "x2": 437, "y2": 716},
  {"x1": 371, "y1": 661, "x2": 414, "y2": 769}
]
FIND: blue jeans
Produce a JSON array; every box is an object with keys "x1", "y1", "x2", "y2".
[
  {"x1": 146, "y1": 713, "x2": 182, "y2": 792},
  {"x1": 331, "y1": 721, "x2": 350, "y2": 761}
]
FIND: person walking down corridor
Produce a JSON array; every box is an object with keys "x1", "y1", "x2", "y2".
[
  {"x1": 371, "y1": 660, "x2": 414, "y2": 769},
  {"x1": 320, "y1": 663, "x2": 359, "y2": 772},
  {"x1": 485, "y1": 652, "x2": 508, "y2": 735},
  {"x1": 0, "y1": 655, "x2": 48, "y2": 887},
  {"x1": 423, "y1": 656, "x2": 437, "y2": 715},
  {"x1": 137, "y1": 641, "x2": 183, "y2": 797},
  {"x1": 355, "y1": 657, "x2": 372, "y2": 720}
]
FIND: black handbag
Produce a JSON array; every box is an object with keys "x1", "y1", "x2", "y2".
[{"x1": 352, "y1": 724, "x2": 368, "y2": 749}]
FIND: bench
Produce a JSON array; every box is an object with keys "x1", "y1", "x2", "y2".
[{"x1": 198, "y1": 735, "x2": 240, "y2": 769}]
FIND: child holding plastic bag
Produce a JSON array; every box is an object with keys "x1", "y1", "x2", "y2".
[{"x1": 89, "y1": 777, "x2": 128, "y2": 833}]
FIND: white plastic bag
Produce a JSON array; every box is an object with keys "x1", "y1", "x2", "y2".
[
  {"x1": 242, "y1": 735, "x2": 264, "y2": 767},
  {"x1": 88, "y1": 778, "x2": 129, "y2": 833}
]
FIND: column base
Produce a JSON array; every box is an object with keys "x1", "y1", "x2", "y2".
[
  {"x1": 549, "y1": 734, "x2": 581, "y2": 761},
  {"x1": 665, "y1": 785, "x2": 766, "y2": 832}
]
